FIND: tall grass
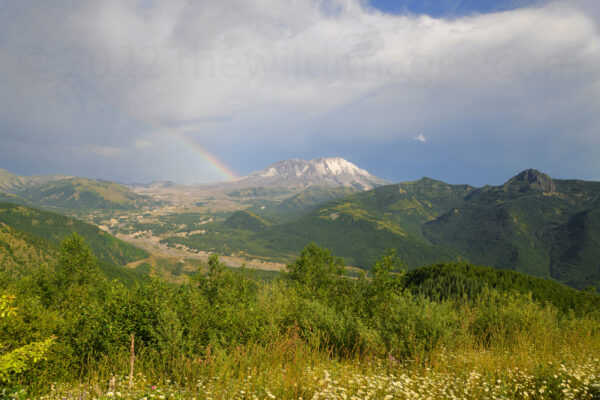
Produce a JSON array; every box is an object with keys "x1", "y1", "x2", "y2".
[{"x1": 31, "y1": 322, "x2": 600, "y2": 399}]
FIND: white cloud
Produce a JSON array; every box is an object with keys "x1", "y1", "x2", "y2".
[
  {"x1": 413, "y1": 134, "x2": 427, "y2": 142},
  {"x1": 135, "y1": 138, "x2": 153, "y2": 149},
  {"x1": 0, "y1": 0, "x2": 599, "y2": 182}
]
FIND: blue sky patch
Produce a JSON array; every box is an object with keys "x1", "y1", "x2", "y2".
[{"x1": 368, "y1": 0, "x2": 542, "y2": 18}]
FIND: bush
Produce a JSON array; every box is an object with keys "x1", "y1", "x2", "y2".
[
  {"x1": 0, "y1": 295, "x2": 54, "y2": 383},
  {"x1": 468, "y1": 289, "x2": 560, "y2": 346}
]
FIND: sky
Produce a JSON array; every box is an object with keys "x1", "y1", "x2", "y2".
[{"x1": 0, "y1": 0, "x2": 599, "y2": 186}]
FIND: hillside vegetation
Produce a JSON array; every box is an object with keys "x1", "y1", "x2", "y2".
[
  {"x1": 1, "y1": 238, "x2": 598, "y2": 399},
  {"x1": 404, "y1": 262, "x2": 597, "y2": 313},
  {"x1": 15, "y1": 178, "x2": 150, "y2": 210},
  {"x1": 0, "y1": 222, "x2": 56, "y2": 278},
  {"x1": 0, "y1": 192, "x2": 32, "y2": 206},
  {"x1": 164, "y1": 170, "x2": 600, "y2": 289},
  {"x1": 0, "y1": 202, "x2": 147, "y2": 266},
  {"x1": 223, "y1": 210, "x2": 272, "y2": 232}
]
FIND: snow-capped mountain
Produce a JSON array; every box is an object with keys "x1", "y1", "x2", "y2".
[{"x1": 231, "y1": 157, "x2": 388, "y2": 190}]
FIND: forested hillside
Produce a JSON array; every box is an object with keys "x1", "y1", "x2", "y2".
[
  {"x1": 172, "y1": 169, "x2": 599, "y2": 289},
  {"x1": 0, "y1": 202, "x2": 148, "y2": 266}
]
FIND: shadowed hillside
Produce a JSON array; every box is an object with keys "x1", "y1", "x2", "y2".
[{"x1": 0, "y1": 202, "x2": 148, "y2": 266}]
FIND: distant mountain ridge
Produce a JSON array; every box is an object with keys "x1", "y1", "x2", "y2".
[
  {"x1": 0, "y1": 168, "x2": 71, "y2": 192},
  {"x1": 230, "y1": 157, "x2": 388, "y2": 190},
  {"x1": 17, "y1": 177, "x2": 151, "y2": 210},
  {"x1": 0, "y1": 170, "x2": 153, "y2": 210},
  {"x1": 165, "y1": 168, "x2": 600, "y2": 290},
  {"x1": 259, "y1": 168, "x2": 600, "y2": 289}
]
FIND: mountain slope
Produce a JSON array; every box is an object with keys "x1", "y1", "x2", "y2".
[
  {"x1": 275, "y1": 186, "x2": 360, "y2": 214},
  {"x1": 0, "y1": 222, "x2": 57, "y2": 278},
  {"x1": 231, "y1": 157, "x2": 388, "y2": 190},
  {"x1": 0, "y1": 168, "x2": 71, "y2": 192},
  {"x1": 16, "y1": 177, "x2": 151, "y2": 210},
  {"x1": 142, "y1": 168, "x2": 600, "y2": 289},
  {"x1": 223, "y1": 210, "x2": 271, "y2": 232},
  {"x1": 259, "y1": 178, "x2": 473, "y2": 266},
  {"x1": 423, "y1": 170, "x2": 600, "y2": 288},
  {"x1": 544, "y1": 208, "x2": 600, "y2": 286},
  {"x1": 0, "y1": 192, "x2": 32, "y2": 206},
  {"x1": 255, "y1": 170, "x2": 599, "y2": 289},
  {"x1": 0, "y1": 202, "x2": 148, "y2": 265}
]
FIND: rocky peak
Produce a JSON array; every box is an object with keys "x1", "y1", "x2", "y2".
[{"x1": 503, "y1": 169, "x2": 556, "y2": 194}]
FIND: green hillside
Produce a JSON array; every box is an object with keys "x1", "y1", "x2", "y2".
[
  {"x1": 0, "y1": 202, "x2": 148, "y2": 265},
  {"x1": 404, "y1": 263, "x2": 598, "y2": 314},
  {"x1": 423, "y1": 170, "x2": 600, "y2": 288},
  {"x1": 263, "y1": 212, "x2": 462, "y2": 267},
  {"x1": 0, "y1": 191, "x2": 32, "y2": 206},
  {"x1": 163, "y1": 170, "x2": 600, "y2": 289},
  {"x1": 15, "y1": 177, "x2": 150, "y2": 210},
  {"x1": 246, "y1": 186, "x2": 362, "y2": 223},
  {"x1": 223, "y1": 210, "x2": 271, "y2": 232},
  {"x1": 0, "y1": 222, "x2": 57, "y2": 279},
  {"x1": 261, "y1": 170, "x2": 599, "y2": 289},
  {"x1": 274, "y1": 186, "x2": 360, "y2": 214},
  {"x1": 0, "y1": 227, "x2": 145, "y2": 288},
  {"x1": 259, "y1": 178, "x2": 474, "y2": 266},
  {"x1": 163, "y1": 179, "x2": 471, "y2": 266}
]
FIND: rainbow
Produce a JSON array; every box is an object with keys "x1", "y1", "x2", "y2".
[
  {"x1": 86, "y1": 93, "x2": 239, "y2": 181},
  {"x1": 126, "y1": 111, "x2": 238, "y2": 181},
  {"x1": 161, "y1": 125, "x2": 238, "y2": 181}
]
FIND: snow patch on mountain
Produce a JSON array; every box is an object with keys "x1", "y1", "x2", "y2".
[{"x1": 232, "y1": 157, "x2": 388, "y2": 190}]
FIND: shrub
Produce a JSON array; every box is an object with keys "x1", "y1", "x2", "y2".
[{"x1": 0, "y1": 294, "x2": 54, "y2": 383}]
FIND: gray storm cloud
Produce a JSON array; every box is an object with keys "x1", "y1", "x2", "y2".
[{"x1": 0, "y1": 0, "x2": 599, "y2": 183}]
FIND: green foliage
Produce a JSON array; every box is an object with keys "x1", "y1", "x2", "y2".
[
  {"x1": 0, "y1": 295, "x2": 54, "y2": 383},
  {"x1": 0, "y1": 295, "x2": 16, "y2": 318},
  {"x1": 1, "y1": 238, "x2": 599, "y2": 395},
  {"x1": 0, "y1": 192, "x2": 31, "y2": 207},
  {"x1": 286, "y1": 242, "x2": 345, "y2": 296},
  {"x1": 469, "y1": 290, "x2": 560, "y2": 346},
  {"x1": 0, "y1": 202, "x2": 148, "y2": 266},
  {"x1": 56, "y1": 233, "x2": 101, "y2": 287},
  {"x1": 404, "y1": 262, "x2": 600, "y2": 314},
  {"x1": 371, "y1": 249, "x2": 405, "y2": 297},
  {"x1": 0, "y1": 222, "x2": 56, "y2": 279}
]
